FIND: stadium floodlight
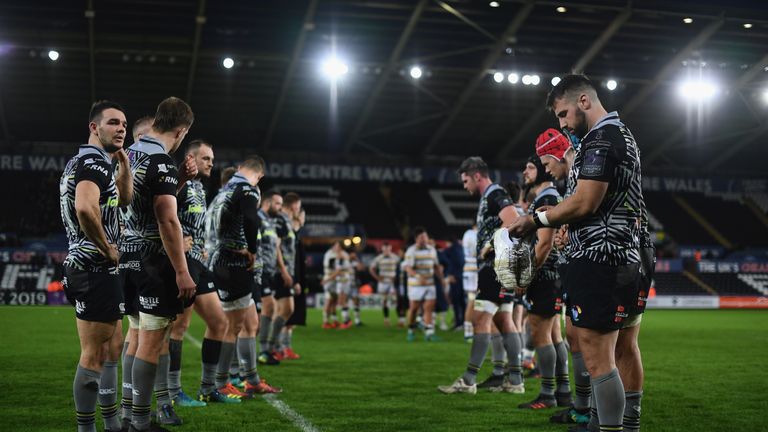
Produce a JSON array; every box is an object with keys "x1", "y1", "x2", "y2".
[
  {"x1": 551, "y1": 76, "x2": 561, "y2": 86},
  {"x1": 762, "y1": 89, "x2": 768, "y2": 105},
  {"x1": 409, "y1": 66, "x2": 423, "y2": 79},
  {"x1": 530, "y1": 74, "x2": 541, "y2": 85},
  {"x1": 222, "y1": 57, "x2": 234, "y2": 69},
  {"x1": 321, "y1": 57, "x2": 349, "y2": 80},
  {"x1": 743, "y1": 23, "x2": 753, "y2": 29},
  {"x1": 489, "y1": 1, "x2": 500, "y2": 7},
  {"x1": 683, "y1": 17, "x2": 693, "y2": 24},
  {"x1": 606, "y1": 79, "x2": 618, "y2": 91},
  {"x1": 507, "y1": 72, "x2": 519, "y2": 84},
  {"x1": 556, "y1": 6, "x2": 567, "y2": 13},
  {"x1": 493, "y1": 72, "x2": 505, "y2": 83},
  {"x1": 678, "y1": 79, "x2": 718, "y2": 101},
  {"x1": 343, "y1": 239, "x2": 352, "y2": 247},
  {"x1": 522, "y1": 74, "x2": 532, "y2": 85},
  {"x1": 352, "y1": 236, "x2": 362, "y2": 245},
  {"x1": 48, "y1": 50, "x2": 59, "y2": 61}
]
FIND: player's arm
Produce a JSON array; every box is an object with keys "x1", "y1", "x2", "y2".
[
  {"x1": 532, "y1": 194, "x2": 559, "y2": 268},
  {"x1": 369, "y1": 257, "x2": 381, "y2": 281},
  {"x1": 113, "y1": 149, "x2": 133, "y2": 207},
  {"x1": 275, "y1": 237, "x2": 293, "y2": 287},
  {"x1": 499, "y1": 205, "x2": 520, "y2": 226},
  {"x1": 74, "y1": 181, "x2": 117, "y2": 263},
  {"x1": 151, "y1": 158, "x2": 194, "y2": 299},
  {"x1": 435, "y1": 261, "x2": 446, "y2": 289}
]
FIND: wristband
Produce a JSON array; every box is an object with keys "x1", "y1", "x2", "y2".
[
  {"x1": 532, "y1": 212, "x2": 544, "y2": 228},
  {"x1": 539, "y1": 210, "x2": 551, "y2": 227}
]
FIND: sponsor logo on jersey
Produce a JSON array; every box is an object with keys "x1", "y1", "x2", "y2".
[
  {"x1": 85, "y1": 162, "x2": 110, "y2": 177},
  {"x1": 75, "y1": 300, "x2": 86, "y2": 314}
]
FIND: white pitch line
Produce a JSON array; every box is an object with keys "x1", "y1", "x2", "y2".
[{"x1": 182, "y1": 332, "x2": 321, "y2": 432}]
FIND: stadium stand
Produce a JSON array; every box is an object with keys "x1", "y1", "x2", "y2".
[
  {"x1": 697, "y1": 274, "x2": 765, "y2": 296},
  {"x1": 643, "y1": 191, "x2": 719, "y2": 246},
  {"x1": 680, "y1": 193, "x2": 768, "y2": 248},
  {"x1": 652, "y1": 273, "x2": 712, "y2": 296}
]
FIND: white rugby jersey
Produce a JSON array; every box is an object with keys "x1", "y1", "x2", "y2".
[
  {"x1": 371, "y1": 252, "x2": 400, "y2": 282},
  {"x1": 404, "y1": 244, "x2": 438, "y2": 288},
  {"x1": 462, "y1": 228, "x2": 478, "y2": 274}
]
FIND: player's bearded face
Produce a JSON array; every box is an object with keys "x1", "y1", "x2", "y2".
[
  {"x1": 94, "y1": 109, "x2": 126, "y2": 153},
  {"x1": 523, "y1": 162, "x2": 537, "y2": 185},
  {"x1": 461, "y1": 173, "x2": 479, "y2": 195}
]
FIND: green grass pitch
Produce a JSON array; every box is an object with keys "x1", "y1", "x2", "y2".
[{"x1": 1, "y1": 307, "x2": 766, "y2": 431}]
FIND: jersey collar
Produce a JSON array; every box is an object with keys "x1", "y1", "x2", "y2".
[
  {"x1": 586, "y1": 111, "x2": 623, "y2": 137},
  {"x1": 78, "y1": 144, "x2": 110, "y2": 160},
  {"x1": 138, "y1": 135, "x2": 166, "y2": 151}
]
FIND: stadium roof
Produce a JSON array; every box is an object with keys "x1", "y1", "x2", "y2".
[{"x1": 1, "y1": 0, "x2": 767, "y2": 175}]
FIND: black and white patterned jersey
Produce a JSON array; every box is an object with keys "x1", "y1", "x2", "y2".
[
  {"x1": 568, "y1": 111, "x2": 642, "y2": 266},
  {"x1": 207, "y1": 173, "x2": 261, "y2": 268},
  {"x1": 178, "y1": 179, "x2": 207, "y2": 264},
  {"x1": 529, "y1": 186, "x2": 563, "y2": 280},
  {"x1": 275, "y1": 212, "x2": 296, "y2": 277},
  {"x1": 258, "y1": 209, "x2": 279, "y2": 277},
  {"x1": 119, "y1": 137, "x2": 180, "y2": 254},
  {"x1": 476, "y1": 183, "x2": 514, "y2": 269},
  {"x1": 639, "y1": 191, "x2": 653, "y2": 249},
  {"x1": 60, "y1": 145, "x2": 120, "y2": 272},
  {"x1": 371, "y1": 253, "x2": 400, "y2": 282}
]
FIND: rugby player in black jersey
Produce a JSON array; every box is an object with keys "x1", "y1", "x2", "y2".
[
  {"x1": 509, "y1": 75, "x2": 645, "y2": 432},
  {"x1": 61, "y1": 101, "x2": 132, "y2": 432},
  {"x1": 120, "y1": 97, "x2": 197, "y2": 432}
]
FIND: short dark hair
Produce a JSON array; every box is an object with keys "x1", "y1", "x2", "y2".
[
  {"x1": 132, "y1": 116, "x2": 153, "y2": 140},
  {"x1": 89, "y1": 100, "x2": 124, "y2": 123},
  {"x1": 153, "y1": 96, "x2": 194, "y2": 133},
  {"x1": 504, "y1": 181, "x2": 521, "y2": 202},
  {"x1": 220, "y1": 166, "x2": 237, "y2": 185},
  {"x1": 240, "y1": 154, "x2": 265, "y2": 173},
  {"x1": 283, "y1": 192, "x2": 301, "y2": 207},
  {"x1": 458, "y1": 156, "x2": 489, "y2": 178},
  {"x1": 413, "y1": 226, "x2": 427, "y2": 238},
  {"x1": 263, "y1": 190, "x2": 281, "y2": 201},
  {"x1": 546, "y1": 74, "x2": 597, "y2": 110},
  {"x1": 186, "y1": 139, "x2": 212, "y2": 155}
]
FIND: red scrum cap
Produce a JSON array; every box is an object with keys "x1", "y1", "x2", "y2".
[{"x1": 535, "y1": 128, "x2": 571, "y2": 161}]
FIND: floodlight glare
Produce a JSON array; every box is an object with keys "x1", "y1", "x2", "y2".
[
  {"x1": 222, "y1": 57, "x2": 234, "y2": 69},
  {"x1": 606, "y1": 79, "x2": 618, "y2": 91},
  {"x1": 556, "y1": 6, "x2": 567, "y2": 13},
  {"x1": 507, "y1": 73, "x2": 519, "y2": 84},
  {"x1": 530, "y1": 75, "x2": 541, "y2": 85},
  {"x1": 743, "y1": 23, "x2": 753, "y2": 29},
  {"x1": 683, "y1": 17, "x2": 693, "y2": 24},
  {"x1": 48, "y1": 50, "x2": 59, "y2": 61},
  {"x1": 409, "y1": 66, "x2": 423, "y2": 79},
  {"x1": 522, "y1": 74, "x2": 532, "y2": 85},
  {"x1": 551, "y1": 76, "x2": 561, "y2": 86},
  {"x1": 678, "y1": 79, "x2": 719, "y2": 101},
  {"x1": 762, "y1": 89, "x2": 768, "y2": 105},
  {"x1": 321, "y1": 57, "x2": 349, "y2": 79},
  {"x1": 493, "y1": 72, "x2": 505, "y2": 83},
  {"x1": 489, "y1": 1, "x2": 500, "y2": 7}
]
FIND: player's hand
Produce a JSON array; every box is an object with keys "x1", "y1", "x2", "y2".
[
  {"x1": 446, "y1": 275, "x2": 456, "y2": 285},
  {"x1": 554, "y1": 225, "x2": 569, "y2": 250},
  {"x1": 202, "y1": 249, "x2": 208, "y2": 261},
  {"x1": 101, "y1": 243, "x2": 119, "y2": 265},
  {"x1": 113, "y1": 149, "x2": 129, "y2": 166},
  {"x1": 293, "y1": 283, "x2": 301, "y2": 295},
  {"x1": 183, "y1": 236, "x2": 193, "y2": 252},
  {"x1": 479, "y1": 243, "x2": 493, "y2": 260},
  {"x1": 176, "y1": 271, "x2": 196, "y2": 300},
  {"x1": 417, "y1": 275, "x2": 429, "y2": 286},
  {"x1": 508, "y1": 214, "x2": 536, "y2": 238},
  {"x1": 283, "y1": 272, "x2": 294, "y2": 288},
  {"x1": 178, "y1": 154, "x2": 198, "y2": 183}
]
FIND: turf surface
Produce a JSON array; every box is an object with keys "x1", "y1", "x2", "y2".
[{"x1": 1, "y1": 307, "x2": 766, "y2": 431}]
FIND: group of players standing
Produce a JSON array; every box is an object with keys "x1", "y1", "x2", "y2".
[
  {"x1": 60, "y1": 96, "x2": 307, "y2": 432},
  {"x1": 436, "y1": 75, "x2": 654, "y2": 432}
]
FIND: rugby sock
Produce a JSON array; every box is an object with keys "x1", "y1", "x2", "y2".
[
  {"x1": 131, "y1": 358, "x2": 157, "y2": 430},
  {"x1": 230, "y1": 343, "x2": 241, "y2": 377},
  {"x1": 167, "y1": 338, "x2": 183, "y2": 399},
  {"x1": 215, "y1": 342, "x2": 235, "y2": 389},
  {"x1": 331, "y1": 313, "x2": 338, "y2": 324},
  {"x1": 74, "y1": 365, "x2": 100, "y2": 432},
  {"x1": 593, "y1": 368, "x2": 624, "y2": 432},
  {"x1": 623, "y1": 391, "x2": 643, "y2": 432},
  {"x1": 424, "y1": 324, "x2": 435, "y2": 338},
  {"x1": 268, "y1": 316, "x2": 287, "y2": 351},
  {"x1": 502, "y1": 332, "x2": 524, "y2": 385},
  {"x1": 237, "y1": 337, "x2": 260, "y2": 385},
  {"x1": 322, "y1": 310, "x2": 329, "y2": 323},
  {"x1": 200, "y1": 338, "x2": 221, "y2": 394},
  {"x1": 462, "y1": 332, "x2": 490, "y2": 385},
  {"x1": 341, "y1": 307, "x2": 350, "y2": 323},
  {"x1": 383, "y1": 305, "x2": 390, "y2": 318},
  {"x1": 354, "y1": 307, "x2": 361, "y2": 324},
  {"x1": 491, "y1": 334, "x2": 506, "y2": 376},
  {"x1": 536, "y1": 344, "x2": 557, "y2": 397},
  {"x1": 573, "y1": 352, "x2": 592, "y2": 411},
  {"x1": 589, "y1": 390, "x2": 600, "y2": 431},
  {"x1": 463, "y1": 321, "x2": 473, "y2": 338},
  {"x1": 259, "y1": 315, "x2": 272, "y2": 352},
  {"x1": 98, "y1": 360, "x2": 121, "y2": 431},
  {"x1": 282, "y1": 328, "x2": 293, "y2": 348},
  {"x1": 555, "y1": 341, "x2": 571, "y2": 394},
  {"x1": 152, "y1": 354, "x2": 172, "y2": 407},
  {"x1": 121, "y1": 350, "x2": 134, "y2": 422}
]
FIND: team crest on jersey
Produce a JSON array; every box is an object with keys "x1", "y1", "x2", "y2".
[
  {"x1": 75, "y1": 300, "x2": 86, "y2": 314},
  {"x1": 158, "y1": 163, "x2": 169, "y2": 173},
  {"x1": 570, "y1": 305, "x2": 582, "y2": 322}
]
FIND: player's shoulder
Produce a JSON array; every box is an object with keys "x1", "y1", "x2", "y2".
[{"x1": 583, "y1": 123, "x2": 623, "y2": 148}]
